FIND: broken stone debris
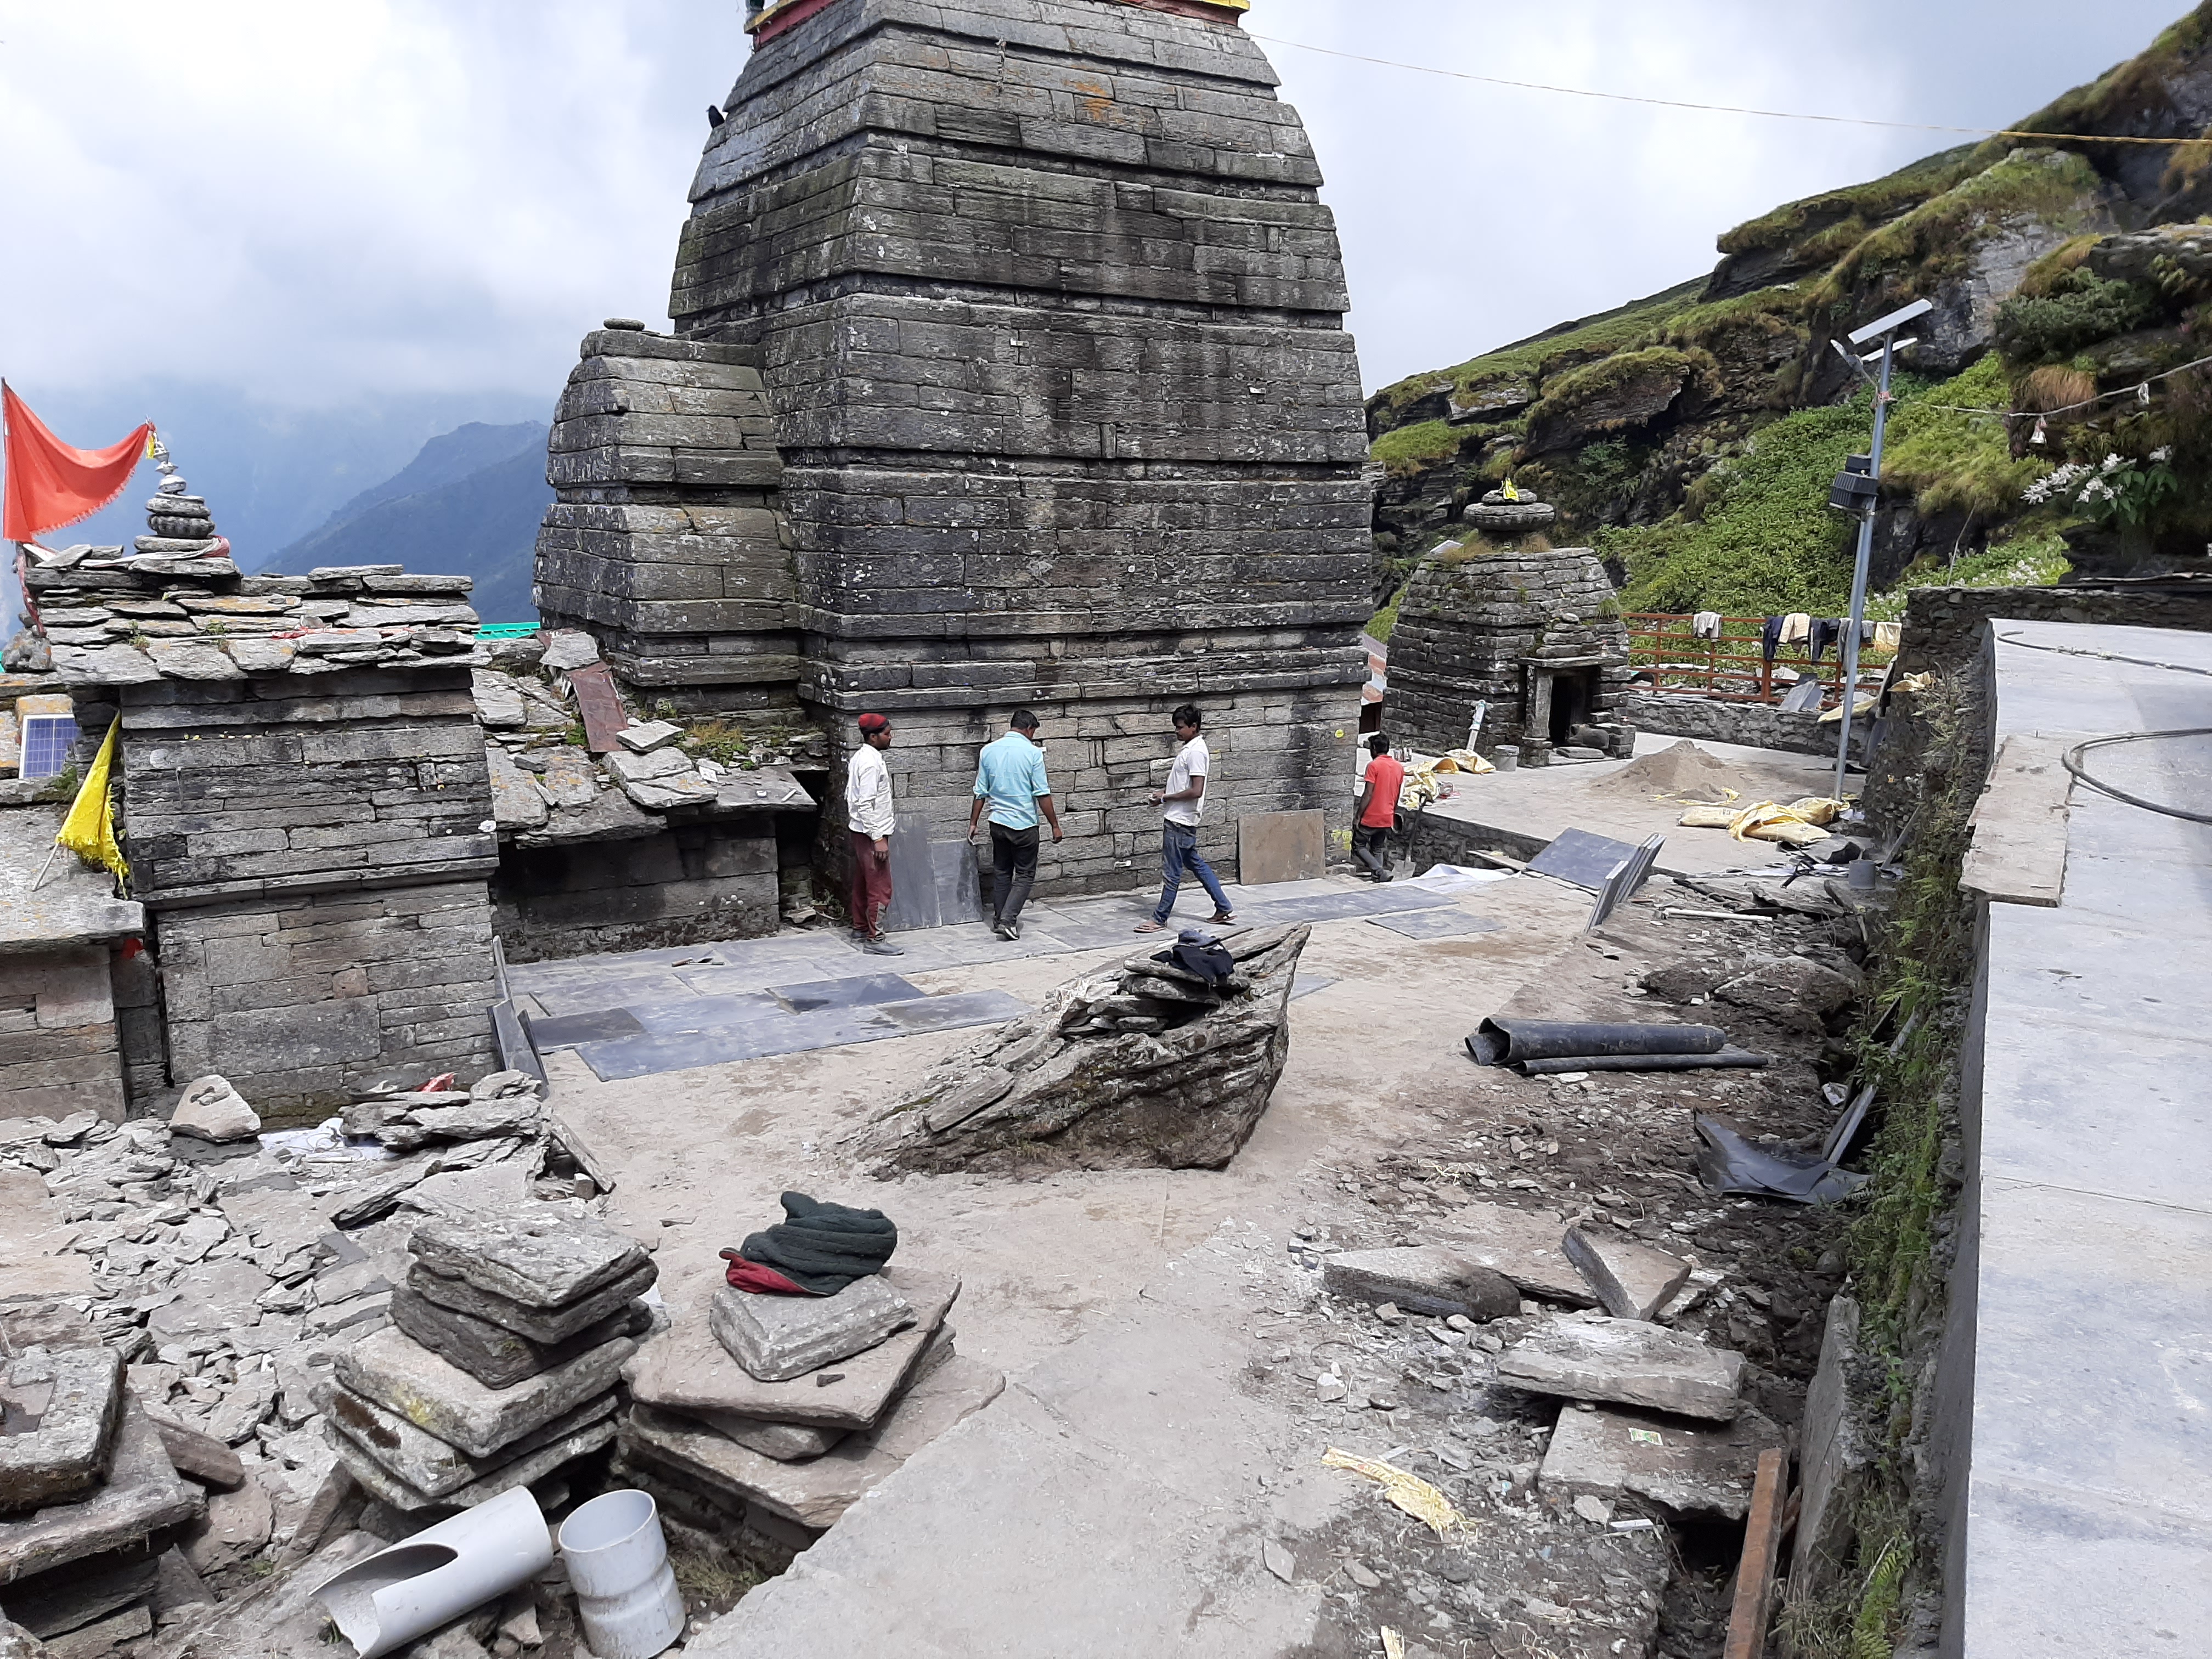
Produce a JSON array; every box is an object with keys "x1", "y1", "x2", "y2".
[
  {"x1": 1496, "y1": 1316, "x2": 1746, "y2": 1421},
  {"x1": 1561, "y1": 1226, "x2": 1692, "y2": 1322},
  {"x1": 1320, "y1": 1246, "x2": 1520, "y2": 1323},
  {"x1": 1539, "y1": 1401, "x2": 1788, "y2": 1520},
  {"x1": 1431, "y1": 1200, "x2": 1595, "y2": 1306},
  {"x1": 323, "y1": 1205, "x2": 653, "y2": 1506},
  {"x1": 860, "y1": 923, "x2": 1310, "y2": 1175}
]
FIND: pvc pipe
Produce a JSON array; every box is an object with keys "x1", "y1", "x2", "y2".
[
  {"x1": 1466, "y1": 1017, "x2": 1726, "y2": 1068},
  {"x1": 558, "y1": 1489, "x2": 685, "y2": 1659},
  {"x1": 1516, "y1": 1046, "x2": 1770, "y2": 1074},
  {"x1": 315, "y1": 1486, "x2": 554, "y2": 1659}
]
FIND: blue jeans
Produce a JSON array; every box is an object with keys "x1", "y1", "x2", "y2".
[{"x1": 1153, "y1": 820, "x2": 1230, "y2": 924}]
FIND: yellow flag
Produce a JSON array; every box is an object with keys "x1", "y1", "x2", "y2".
[{"x1": 56, "y1": 721, "x2": 127, "y2": 883}]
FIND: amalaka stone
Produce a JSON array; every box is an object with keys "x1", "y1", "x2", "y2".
[
  {"x1": 167, "y1": 1075, "x2": 259, "y2": 1143},
  {"x1": 625, "y1": 1266, "x2": 957, "y2": 1430},
  {"x1": 0, "y1": 1347, "x2": 123, "y2": 1514},
  {"x1": 622, "y1": 1354, "x2": 1003, "y2": 1531},
  {"x1": 390, "y1": 1282, "x2": 643, "y2": 1390},
  {"x1": 405, "y1": 1258, "x2": 657, "y2": 1346},
  {"x1": 710, "y1": 1274, "x2": 915, "y2": 1383},
  {"x1": 1540, "y1": 1401, "x2": 1788, "y2": 1520},
  {"x1": 1321, "y1": 1246, "x2": 1520, "y2": 1322},
  {"x1": 335, "y1": 1325, "x2": 636, "y2": 1459},
  {"x1": 1562, "y1": 1227, "x2": 1692, "y2": 1322},
  {"x1": 314, "y1": 1378, "x2": 618, "y2": 1500},
  {"x1": 409, "y1": 1208, "x2": 649, "y2": 1311},
  {"x1": 1497, "y1": 1317, "x2": 1745, "y2": 1421}
]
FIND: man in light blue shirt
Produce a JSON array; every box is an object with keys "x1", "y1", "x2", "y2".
[{"x1": 967, "y1": 709, "x2": 1065, "y2": 940}]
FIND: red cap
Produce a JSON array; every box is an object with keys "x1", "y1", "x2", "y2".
[{"x1": 856, "y1": 713, "x2": 889, "y2": 734}]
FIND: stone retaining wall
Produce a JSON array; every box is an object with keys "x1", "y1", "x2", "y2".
[
  {"x1": 1621, "y1": 692, "x2": 1830, "y2": 755},
  {"x1": 0, "y1": 947, "x2": 128, "y2": 1122}
]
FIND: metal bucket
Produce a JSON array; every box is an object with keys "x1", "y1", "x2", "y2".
[
  {"x1": 1492, "y1": 745, "x2": 1519, "y2": 773},
  {"x1": 558, "y1": 1489, "x2": 685, "y2": 1659}
]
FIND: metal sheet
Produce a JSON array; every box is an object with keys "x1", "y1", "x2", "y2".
[
  {"x1": 563, "y1": 662, "x2": 629, "y2": 754},
  {"x1": 1528, "y1": 827, "x2": 1645, "y2": 892}
]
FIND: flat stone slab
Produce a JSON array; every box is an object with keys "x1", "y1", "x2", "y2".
[
  {"x1": 0, "y1": 1401, "x2": 201, "y2": 1584},
  {"x1": 145, "y1": 1261, "x2": 272, "y2": 1342},
  {"x1": 1319, "y1": 1246, "x2": 1520, "y2": 1322},
  {"x1": 1497, "y1": 1317, "x2": 1745, "y2": 1421},
  {"x1": 1541, "y1": 1402, "x2": 1789, "y2": 1520},
  {"x1": 391, "y1": 1282, "x2": 642, "y2": 1389},
  {"x1": 408, "y1": 1207, "x2": 650, "y2": 1310},
  {"x1": 624, "y1": 1353, "x2": 1005, "y2": 1530},
  {"x1": 626, "y1": 1267, "x2": 957, "y2": 1431},
  {"x1": 767, "y1": 974, "x2": 924, "y2": 1014},
  {"x1": 524, "y1": 1008, "x2": 646, "y2": 1049},
  {"x1": 710, "y1": 1276, "x2": 915, "y2": 1383},
  {"x1": 406, "y1": 1257, "x2": 658, "y2": 1347},
  {"x1": 1364, "y1": 910, "x2": 1502, "y2": 940},
  {"x1": 1, "y1": 1549, "x2": 157, "y2": 1640},
  {"x1": 687, "y1": 1411, "x2": 846, "y2": 1465},
  {"x1": 315, "y1": 1378, "x2": 619, "y2": 1500},
  {"x1": 335, "y1": 1325, "x2": 637, "y2": 1460},
  {"x1": 1561, "y1": 1227, "x2": 1692, "y2": 1321},
  {"x1": 0, "y1": 1347, "x2": 123, "y2": 1514},
  {"x1": 331, "y1": 1412, "x2": 619, "y2": 1515},
  {"x1": 1432, "y1": 1202, "x2": 1594, "y2": 1305}
]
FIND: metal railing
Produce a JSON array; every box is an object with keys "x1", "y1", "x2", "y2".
[{"x1": 1623, "y1": 613, "x2": 1894, "y2": 706}]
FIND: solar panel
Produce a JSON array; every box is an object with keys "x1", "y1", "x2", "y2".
[{"x1": 18, "y1": 715, "x2": 80, "y2": 781}]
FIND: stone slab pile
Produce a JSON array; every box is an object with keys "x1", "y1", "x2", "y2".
[
  {"x1": 618, "y1": 1265, "x2": 999, "y2": 1566},
  {"x1": 323, "y1": 1207, "x2": 654, "y2": 1513},
  {"x1": 860, "y1": 922, "x2": 1310, "y2": 1176}
]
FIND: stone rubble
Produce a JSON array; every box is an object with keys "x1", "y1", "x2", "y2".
[{"x1": 1494, "y1": 1315, "x2": 1746, "y2": 1421}]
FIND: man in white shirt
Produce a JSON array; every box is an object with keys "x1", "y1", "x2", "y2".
[
  {"x1": 845, "y1": 712, "x2": 902, "y2": 956},
  {"x1": 1135, "y1": 703, "x2": 1236, "y2": 934}
]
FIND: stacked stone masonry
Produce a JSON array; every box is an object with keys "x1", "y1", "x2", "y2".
[
  {"x1": 530, "y1": 0, "x2": 1374, "y2": 895},
  {"x1": 0, "y1": 948, "x2": 128, "y2": 1122}
]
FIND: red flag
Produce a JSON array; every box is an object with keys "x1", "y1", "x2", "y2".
[{"x1": 2, "y1": 383, "x2": 154, "y2": 543}]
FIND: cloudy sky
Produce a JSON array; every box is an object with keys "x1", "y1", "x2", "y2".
[{"x1": 0, "y1": 2, "x2": 2176, "y2": 447}]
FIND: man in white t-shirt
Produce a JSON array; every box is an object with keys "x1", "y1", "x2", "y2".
[
  {"x1": 845, "y1": 712, "x2": 902, "y2": 956},
  {"x1": 1135, "y1": 703, "x2": 1235, "y2": 933}
]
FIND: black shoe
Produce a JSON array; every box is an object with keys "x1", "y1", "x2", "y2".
[{"x1": 861, "y1": 936, "x2": 905, "y2": 956}]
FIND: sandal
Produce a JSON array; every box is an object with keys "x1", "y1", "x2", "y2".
[
  {"x1": 1207, "y1": 911, "x2": 1237, "y2": 924},
  {"x1": 1133, "y1": 921, "x2": 1167, "y2": 933}
]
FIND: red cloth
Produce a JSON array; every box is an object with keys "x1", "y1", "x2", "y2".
[
  {"x1": 2, "y1": 384, "x2": 153, "y2": 543},
  {"x1": 719, "y1": 1253, "x2": 817, "y2": 1296},
  {"x1": 1360, "y1": 754, "x2": 1406, "y2": 828},
  {"x1": 848, "y1": 828, "x2": 893, "y2": 939}
]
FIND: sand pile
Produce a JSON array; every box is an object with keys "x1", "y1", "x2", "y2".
[{"x1": 1593, "y1": 740, "x2": 1745, "y2": 803}]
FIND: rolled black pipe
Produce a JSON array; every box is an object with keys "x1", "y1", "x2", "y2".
[
  {"x1": 1518, "y1": 1047, "x2": 1770, "y2": 1075},
  {"x1": 1465, "y1": 1017, "x2": 1728, "y2": 1067}
]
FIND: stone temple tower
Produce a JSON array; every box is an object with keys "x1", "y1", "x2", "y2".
[{"x1": 542, "y1": 0, "x2": 1374, "y2": 896}]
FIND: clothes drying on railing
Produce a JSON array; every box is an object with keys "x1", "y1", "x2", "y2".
[{"x1": 1692, "y1": 610, "x2": 1723, "y2": 640}]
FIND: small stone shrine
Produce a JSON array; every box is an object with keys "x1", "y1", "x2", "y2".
[{"x1": 1385, "y1": 504, "x2": 1636, "y2": 765}]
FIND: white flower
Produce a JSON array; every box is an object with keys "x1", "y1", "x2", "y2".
[
  {"x1": 2101, "y1": 453, "x2": 2127, "y2": 473},
  {"x1": 2151, "y1": 445, "x2": 2174, "y2": 464}
]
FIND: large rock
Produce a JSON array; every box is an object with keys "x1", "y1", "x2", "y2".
[
  {"x1": 404, "y1": 1259, "x2": 657, "y2": 1347},
  {"x1": 0, "y1": 1348, "x2": 122, "y2": 1515},
  {"x1": 1497, "y1": 1317, "x2": 1745, "y2": 1421},
  {"x1": 1320, "y1": 1246, "x2": 1520, "y2": 1322},
  {"x1": 1540, "y1": 1402, "x2": 1788, "y2": 1520},
  {"x1": 1561, "y1": 1228, "x2": 1692, "y2": 1322},
  {"x1": 408, "y1": 1209, "x2": 651, "y2": 1313},
  {"x1": 622, "y1": 1353, "x2": 1004, "y2": 1530},
  {"x1": 860, "y1": 924, "x2": 1310, "y2": 1176},
  {"x1": 1713, "y1": 955, "x2": 1859, "y2": 1030},
  {"x1": 390, "y1": 1283, "x2": 644, "y2": 1390},
  {"x1": 335, "y1": 1326, "x2": 636, "y2": 1460},
  {"x1": 167, "y1": 1076, "x2": 259, "y2": 1144},
  {"x1": 625, "y1": 1267, "x2": 957, "y2": 1431},
  {"x1": 709, "y1": 1276, "x2": 914, "y2": 1384},
  {"x1": 315, "y1": 1379, "x2": 618, "y2": 1502}
]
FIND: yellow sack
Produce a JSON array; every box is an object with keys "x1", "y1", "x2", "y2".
[
  {"x1": 1441, "y1": 748, "x2": 1494, "y2": 775},
  {"x1": 56, "y1": 721, "x2": 128, "y2": 883},
  {"x1": 1322, "y1": 1447, "x2": 1468, "y2": 1537},
  {"x1": 1726, "y1": 795, "x2": 1847, "y2": 848},
  {"x1": 1678, "y1": 804, "x2": 1739, "y2": 829}
]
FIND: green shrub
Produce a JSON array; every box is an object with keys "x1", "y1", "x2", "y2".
[
  {"x1": 1995, "y1": 269, "x2": 2163, "y2": 362},
  {"x1": 1883, "y1": 356, "x2": 2048, "y2": 517},
  {"x1": 1863, "y1": 529, "x2": 2072, "y2": 621}
]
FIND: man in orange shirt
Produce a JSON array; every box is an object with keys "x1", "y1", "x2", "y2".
[{"x1": 1353, "y1": 732, "x2": 1404, "y2": 883}]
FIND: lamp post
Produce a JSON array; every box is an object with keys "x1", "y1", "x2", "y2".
[{"x1": 1826, "y1": 297, "x2": 1932, "y2": 805}]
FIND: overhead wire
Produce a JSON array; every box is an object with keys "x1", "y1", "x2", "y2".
[{"x1": 1246, "y1": 32, "x2": 2212, "y2": 147}]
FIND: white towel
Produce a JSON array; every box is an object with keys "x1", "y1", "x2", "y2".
[{"x1": 1691, "y1": 611, "x2": 1723, "y2": 640}]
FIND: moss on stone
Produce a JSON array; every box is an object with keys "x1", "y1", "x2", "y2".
[
  {"x1": 1369, "y1": 419, "x2": 1462, "y2": 478},
  {"x1": 1972, "y1": 1, "x2": 2212, "y2": 166},
  {"x1": 1717, "y1": 146, "x2": 1982, "y2": 261}
]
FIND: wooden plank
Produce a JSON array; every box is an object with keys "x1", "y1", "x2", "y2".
[
  {"x1": 565, "y1": 661, "x2": 629, "y2": 755},
  {"x1": 1724, "y1": 1447, "x2": 1788, "y2": 1659},
  {"x1": 1960, "y1": 733, "x2": 2073, "y2": 908}
]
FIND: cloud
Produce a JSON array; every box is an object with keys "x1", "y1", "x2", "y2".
[{"x1": 0, "y1": 0, "x2": 2175, "y2": 416}]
